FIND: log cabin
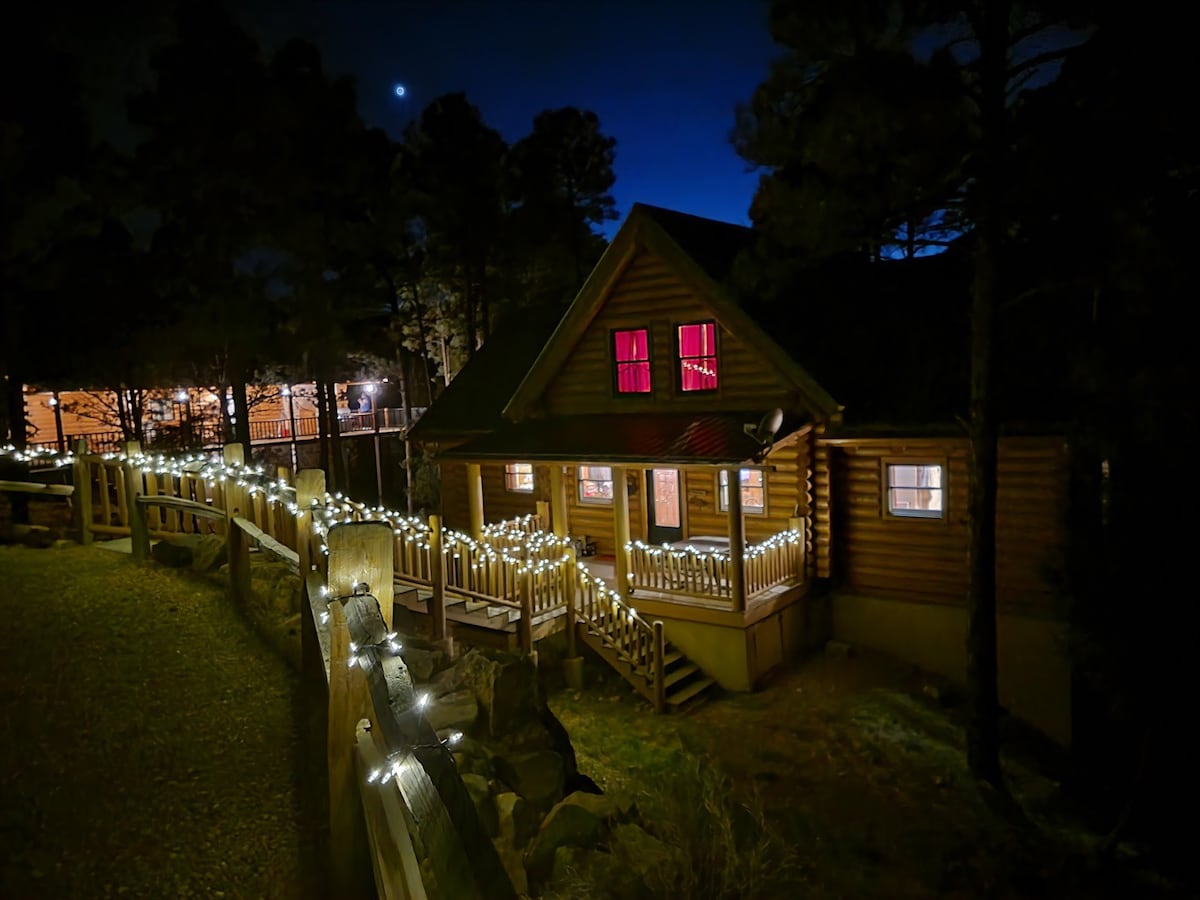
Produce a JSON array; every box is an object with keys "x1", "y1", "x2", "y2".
[{"x1": 411, "y1": 203, "x2": 1074, "y2": 743}]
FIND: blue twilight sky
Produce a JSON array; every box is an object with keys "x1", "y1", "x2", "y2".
[{"x1": 240, "y1": 0, "x2": 778, "y2": 237}]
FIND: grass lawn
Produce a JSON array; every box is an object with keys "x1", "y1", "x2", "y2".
[
  {"x1": 0, "y1": 543, "x2": 324, "y2": 899},
  {"x1": 547, "y1": 649, "x2": 1188, "y2": 899}
]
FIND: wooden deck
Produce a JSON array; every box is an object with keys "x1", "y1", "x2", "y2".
[{"x1": 392, "y1": 582, "x2": 568, "y2": 649}]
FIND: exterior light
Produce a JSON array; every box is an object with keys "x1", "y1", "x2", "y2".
[
  {"x1": 175, "y1": 389, "x2": 188, "y2": 402},
  {"x1": 282, "y1": 384, "x2": 292, "y2": 397},
  {"x1": 47, "y1": 397, "x2": 58, "y2": 407},
  {"x1": 365, "y1": 383, "x2": 377, "y2": 394}
]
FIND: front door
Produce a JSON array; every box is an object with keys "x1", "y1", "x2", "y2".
[{"x1": 645, "y1": 468, "x2": 684, "y2": 545}]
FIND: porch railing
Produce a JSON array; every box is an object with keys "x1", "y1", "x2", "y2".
[{"x1": 626, "y1": 523, "x2": 806, "y2": 605}]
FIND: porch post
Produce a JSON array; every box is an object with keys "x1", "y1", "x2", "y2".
[
  {"x1": 549, "y1": 464, "x2": 568, "y2": 538},
  {"x1": 726, "y1": 468, "x2": 746, "y2": 612},
  {"x1": 466, "y1": 463, "x2": 484, "y2": 539},
  {"x1": 612, "y1": 465, "x2": 631, "y2": 599}
]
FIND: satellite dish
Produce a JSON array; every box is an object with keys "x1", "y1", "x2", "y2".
[{"x1": 744, "y1": 407, "x2": 784, "y2": 446}]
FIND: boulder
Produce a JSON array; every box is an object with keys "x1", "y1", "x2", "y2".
[
  {"x1": 150, "y1": 533, "x2": 226, "y2": 571},
  {"x1": 429, "y1": 664, "x2": 465, "y2": 698},
  {"x1": 425, "y1": 689, "x2": 478, "y2": 734},
  {"x1": 494, "y1": 751, "x2": 564, "y2": 815},
  {"x1": 151, "y1": 539, "x2": 193, "y2": 567},
  {"x1": 461, "y1": 774, "x2": 498, "y2": 837},
  {"x1": 495, "y1": 791, "x2": 539, "y2": 848},
  {"x1": 551, "y1": 846, "x2": 578, "y2": 884},
  {"x1": 456, "y1": 650, "x2": 540, "y2": 738},
  {"x1": 404, "y1": 647, "x2": 441, "y2": 683},
  {"x1": 524, "y1": 791, "x2": 619, "y2": 882},
  {"x1": 491, "y1": 837, "x2": 529, "y2": 896}
]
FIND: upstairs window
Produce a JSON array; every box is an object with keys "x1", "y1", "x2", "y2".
[
  {"x1": 504, "y1": 463, "x2": 534, "y2": 493},
  {"x1": 577, "y1": 465, "x2": 613, "y2": 504},
  {"x1": 886, "y1": 463, "x2": 944, "y2": 518},
  {"x1": 613, "y1": 328, "x2": 651, "y2": 393},
  {"x1": 677, "y1": 321, "x2": 718, "y2": 391},
  {"x1": 718, "y1": 469, "x2": 766, "y2": 514}
]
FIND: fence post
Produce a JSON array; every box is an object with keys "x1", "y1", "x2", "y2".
[
  {"x1": 519, "y1": 568, "x2": 534, "y2": 655},
  {"x1": 429, "y1": 513, "x2": 446, "y2": 642},
  {"x1": 653, "y1": 621, "x2": 666, "y2": 714},
  {"x1": 562, "y1": 545, "x2": 584, "y2": 690},
  {"x1": 535, "y1": 499, "x2": 550, "y2": 530},
  {"x1": 325, "y1": 596, "x2": 374, "y2": 899},
  {"x1": 327, "y1": 521, "x2": 394, "y2": 631},
  {"x1": 223, "y1": 444, "x2": 251, "y2": 610},
  {"x1": 71, "y1": 438, "x2": 93, "y2": 545},
  {"x1": 123, "y1": 441, "x2": 149, "y2": 562},
  {"x1": 295, "y1": 469, "x2": 326, "y2": 575},
  {"x1": 788, "y1": 516, "x2": 805, "y2": 582}
]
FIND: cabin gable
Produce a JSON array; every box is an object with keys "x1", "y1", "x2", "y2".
[{"x1": 541, "y1": 246, "x2": 803, "y2": 417}]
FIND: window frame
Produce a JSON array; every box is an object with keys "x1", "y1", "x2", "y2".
[
  {"x1": 674, "y1": 319, "x2": 720, "y2": 394},
  {"x1": 577, "y1": 465, "x2": 614, "y2": 505},
  {"x1": 504, "y1": 462, "x2": 535, "y2": 494},
  {"x1": 881, "y1": 458, "x2": 947, "y2": 520},
  {"x1": 610, "y1": 327, "x2": 653, "y2": 396},
  {"x1": 717, "y1": 468, "x2": 767, "y2": 515}
]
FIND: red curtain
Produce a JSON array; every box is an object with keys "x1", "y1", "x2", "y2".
[
  {"x1": 615, "y1": 329, "x2": 651, "y2": 393},
  {"x1": 678, "y1": 322, "x2": 717, "y2": 391}
]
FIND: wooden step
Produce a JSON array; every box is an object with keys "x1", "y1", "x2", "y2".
[
  {"x1": 667, "y1": 676, "x2": 715, "y2": 709},
  {"x1": 464, "y1": 600, "x2": 489, "y2": 613},
  {"x1": 661, "y1": 650, "x2": 684, "y2": 670},
  {"x1": 662, "y1": 663, "x2": 699, "y2": 690}
]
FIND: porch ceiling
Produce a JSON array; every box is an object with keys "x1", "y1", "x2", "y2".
[{"x1": 436, "y1": 412, "x2": 809, "y2": 466}]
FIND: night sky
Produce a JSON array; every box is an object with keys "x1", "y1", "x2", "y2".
[
  {"x1": 70, "y1": 1, "x2": 776, "y2": 238},
  {"x1": 243, "y1": 0, "x2": 776, "y2": 236}
]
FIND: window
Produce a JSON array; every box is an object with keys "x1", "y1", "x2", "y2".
[
  {"x1": 677, "y1": 321, "x2": 718, "y2": 392},
  {"x1": 504, "y1": 463, "x2": 534, "y2": 493},
  {"x1": 718, "y1": 469, "x2": 765, "y2": 514},
  {"x1": 886, "y1": 463, "x2": 944, "y2": 518},
  {"x1": 613, "y1": 328, "x2": 651, "y2": 393},
  {"x1": 578, "y1": 465, "x2": 613, "y2": 504}
]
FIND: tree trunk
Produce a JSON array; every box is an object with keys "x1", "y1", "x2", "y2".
[
  {"x1": 130, "y1": 389, "x2": 145, "y2": 444},
  {"x1": 116, "y1": 387, "x2": 131, "y2": 440},
  {"x1": 219, "y1": 384, "x2": 234, "y2": 443},
  {"x1": 965, "y1": 0, "x2": 1009, "y2": 791},
  {"x1": 325, "y1": 379, "x2": 346, "y2": 491},
  {"x1": 2, "y1": 369, "x2": 30, "y2": 524},
  {"x1": 230, "y1": 368, "x2": 252, "y2": 460},
  {"x1": 315, "y1": 380, "x2": 331, "y2": 484}
]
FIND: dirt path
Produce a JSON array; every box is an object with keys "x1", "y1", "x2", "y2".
[{"x1": 0, "y1": 544, "x2": 323, "y2": 899}]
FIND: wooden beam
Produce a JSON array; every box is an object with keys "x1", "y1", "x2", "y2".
[
  {"x1": 549, "y1": 464, "x2": 568, "y2": 538},
  {"x1": 613, "y1": 466, "x2": 631, "y2": 599},
  {"x1": 0, "y1": 480, "x2": 74, "y2": 496},
  {"x1": 466, "y1": 463, "x2": 484, "y2": 540},
  {"x1": 726, "y1": 468, "x2": 746, "y2": 613},
  {"x1": 295, "y1": 468, "x2": 326, "y2": 578},
  {"x1": 428, "y1": 514, "x2": 446, "y2": 641}
]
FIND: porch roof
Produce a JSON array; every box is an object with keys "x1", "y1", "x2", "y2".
[{"x1": 435, "y1": 412, "x2": 809, "y2": 466}]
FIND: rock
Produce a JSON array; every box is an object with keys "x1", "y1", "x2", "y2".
[
  {"x1": 429, "y1": 664, "x2": 464, "y2": 698},
  {"x1": 457, "y1": 650, "x2": 540, "y2": 738},
  {"x1": 524, "y1": 791, "x2": 619, "y2": 882},
  {"x1": 404, "y1": 648, "x2": 441, "y2": 682},
  {"x1": 461, "y1": 774, "x2": 498, "y2": 837},
  {"x1": 425, "y1": 688, "x2": 478, "y2": 733},
  {"x1": 491, "y1": 837, "x2": 529, "y2": 896},
  {"x1": 495, "y1": 791, "x2": 539, "y2": 848},
  {"x1": 494, "y1": 751, "x2": 564, "y2": 815},
  {"x1": 151, "y1": 539, "x2": 193, "y2": 567},
  {"x1": 187, "y1": 534, "x2": 226, "y2": 572}
]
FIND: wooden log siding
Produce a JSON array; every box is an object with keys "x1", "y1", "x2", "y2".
[
  {"x1": 564, "y1": 465, "x2": 643, "y2": 557},
  {"x1": 439, "y1": 462, "x2": 542, "y2": 533},
  {"x1": 828, "y1": 436, "x2": 1070, "y2": 613},
  {"x1": 543, "y1": 249, "x2": 799, "y2": 416}
]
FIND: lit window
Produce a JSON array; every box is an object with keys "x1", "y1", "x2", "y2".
[
  {"x1": 577, "y1": 466, "x2": 613, "y2": 504},
  {"x1": 613, "y1": 329, "x2": 651, "y2": 393},
  {"x1": 504, "y1": 463, "x2": 534, "y2": 493},
  {"x1": 886, "y1": 463, "x2": 944, "y2": 518},
  {"x1": 718, "y1": 469, "x2": 765, "y2": 514},
  {"x1": 677, "y1": 322, "x2": 718, "y2": 391}
]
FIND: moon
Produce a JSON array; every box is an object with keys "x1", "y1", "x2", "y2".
[{"x1": 393, "y1": 83, "x2": 406, "y2": 98}]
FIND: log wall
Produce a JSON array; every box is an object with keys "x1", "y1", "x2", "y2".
[
  {"x1": 544, "y1": 249, "x2": 798, "y2": 416},
  {"x1": 826, "y1": 436, "x2": 1070, "y2": 613}
]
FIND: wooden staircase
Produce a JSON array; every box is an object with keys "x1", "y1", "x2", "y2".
[{"x1": 572, "y1": 578, "x2": 717, "y2": 713}]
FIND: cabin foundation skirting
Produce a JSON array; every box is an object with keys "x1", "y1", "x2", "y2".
[
  {"x1": 649, "y1": 592, "x2": 828, "y2": 692},
  {"x1": 831, "y1": 592, "x2": 1071, "y2": 746}
]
